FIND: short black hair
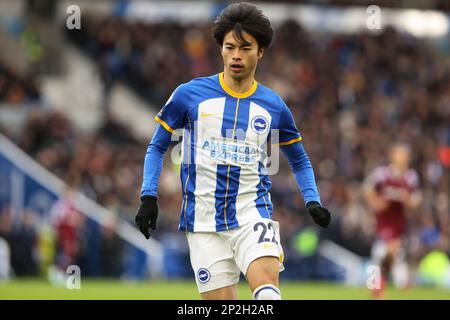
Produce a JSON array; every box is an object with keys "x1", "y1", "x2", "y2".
[{"x1": 212, "y1": 2, "x2": 273, "y2": 49}]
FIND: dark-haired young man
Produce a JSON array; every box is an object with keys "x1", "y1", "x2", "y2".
[{"x1": 136, "y1": 2, "x2": 331, "y2": 300}]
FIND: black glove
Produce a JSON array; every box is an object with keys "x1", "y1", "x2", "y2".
[
  {"x1": 306, "y1": 201, "x2": 331, "y2": 228},
  {"x1": 135, "y1": 196, "x2": 158, "y2": 239}
]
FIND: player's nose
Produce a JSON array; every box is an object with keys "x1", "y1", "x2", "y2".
[
  {"x1": 231, "y1": 50, "x2": 242, "y2": 61},
  {"x1": 231, "y1": 57, "x2": 242, "y2": 65}
]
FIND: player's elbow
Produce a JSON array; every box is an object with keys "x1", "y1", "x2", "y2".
[
  {"x1": 147, "y1": 142, "x2": 167, "y2": 156},
  {"x1": 408, "y1": 193, "x2": 422, "y2": 209},
  {"x1": 284, "y1": 143, "x2": 313, "y2": 173}
]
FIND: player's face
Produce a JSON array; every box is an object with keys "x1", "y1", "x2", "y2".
[
  {"x1": 390, "y1": 145, "x2": 411, "y2": 169},
  {"x1": 221, "y1": 30, "x2": 264, "y2": 80}
]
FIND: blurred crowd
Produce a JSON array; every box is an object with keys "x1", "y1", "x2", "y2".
[
  {"x1": 0, "y1": 59, "x2": 146, "y2": 277},
  {"x1": 0, "y1": 16, "x2": 449, "y2": 279},
  {"x1": 68, "y1": 16, "x2": 449, "y2": 257},
  {"x1": 263, "y1": 0, "x2": 450, "y2": 11}
]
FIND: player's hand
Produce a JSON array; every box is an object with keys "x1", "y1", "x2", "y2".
[
  {"x1": 135, "y1": 196, "x2": 158, "y2": 239},
  {"x1": 306, "y1": 201, "x2": 331, "y2": 228}
]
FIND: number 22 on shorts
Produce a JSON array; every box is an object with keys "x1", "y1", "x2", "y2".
[{"x1": 253, "y1": 221, "x2": 279, "y2": 245}]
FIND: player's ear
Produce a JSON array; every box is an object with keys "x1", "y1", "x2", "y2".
[{"x1": 258, "y1": 47, "x2": 264, "y2": 59}]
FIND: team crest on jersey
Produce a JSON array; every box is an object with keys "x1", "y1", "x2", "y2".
[
  {"x1": 197, "y1": 268, "x2": 211, "y2": 284},
  {"x1": 251, "y1": 116, "x2": 269, "y2": 135}
]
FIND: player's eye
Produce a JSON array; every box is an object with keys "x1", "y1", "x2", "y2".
[{"x1": 243, "y1": 47, "x2": 251, "y2": 51}]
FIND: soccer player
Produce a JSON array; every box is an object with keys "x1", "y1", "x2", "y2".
[
  {"x1": 363, "y1": 143, "x2": 421, "y2": 298},
  {"x1": 135, "y1": 2, "x2": 331, "y2": 300}
]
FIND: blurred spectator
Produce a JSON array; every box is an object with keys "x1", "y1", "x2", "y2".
[
  {"x1": 0, "y1": 60, "x2": 42, "y2": 141},
  {"x1": 0, "y1": 207, "x2": 39, "y2": 276},
  {"x1": 99, "y1": 215, "x2": 124, "y2": 277}
]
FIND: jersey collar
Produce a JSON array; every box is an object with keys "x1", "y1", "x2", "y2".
[{"x1": 219, "y1": 72, "x2": 258, "y2": 98}]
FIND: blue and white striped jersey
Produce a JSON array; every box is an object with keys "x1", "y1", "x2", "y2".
[{"x1": 154, "y1": 73, "x2": 302, "y2": 232}]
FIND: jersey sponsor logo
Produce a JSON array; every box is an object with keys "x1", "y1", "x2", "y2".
[
  {"x1": 382, "y1": 186, "x2": 409, "y2": 202},
  {"x1": 201, "y1": 138, "x2": 258, "y2": 165},
  {"x1": 251, "y1": 116, "x2": 269, "y2": 135},
  {"x1": 197, "y1": 268, "x2": 211, "y2": 284}
]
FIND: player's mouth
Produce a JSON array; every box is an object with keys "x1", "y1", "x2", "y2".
[{"x1": 230, "y1": 63, "x2": 244, "y2": 72}]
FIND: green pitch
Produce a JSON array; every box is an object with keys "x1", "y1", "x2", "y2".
[{"x1": 1, "y1": 279, "x2": 449, "y2": 300}]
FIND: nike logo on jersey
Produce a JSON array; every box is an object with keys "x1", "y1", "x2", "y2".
[{"x1": 200, "y1": 112, "x2": 219, "y2": 118}]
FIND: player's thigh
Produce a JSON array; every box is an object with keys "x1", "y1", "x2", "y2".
[
  {"x1": 246, "y1": 256, "x2": 280, "y2": 292},
  {"x1": 186, "y1": 232, "x2": 240, "y2": 296},
  {"x1": 387, "y1": 238, "x2": 402, "y2": 255},
  {"x1": 201, "y1": 284, "x2": 237, "y2": 300},
  {"x1": 232, "y1": 218, "x2": 284, "y2": 289},
  {"x1": 371, "y1": 238, "x2": 388, "y2": 264}
]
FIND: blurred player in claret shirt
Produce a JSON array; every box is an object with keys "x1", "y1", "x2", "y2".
[{"x1": 363, "y1": 143, "x2": 422, "y2": 299}]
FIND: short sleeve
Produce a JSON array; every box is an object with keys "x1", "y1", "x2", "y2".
[
  {"x1": 363, "y1": 167, "x2": 385, "y2": 192},
  {"x1": 155, "y1": 85, "x2": 189, "y2": 133},
  {"x1": 277, "y1": 100, "x2": 302, "y2": 146},
  {"x1": 406, "y1": 170, "x2": 420, "y2": 192}
]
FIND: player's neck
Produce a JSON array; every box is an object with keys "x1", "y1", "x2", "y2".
[
  {"x1": 389, "y1": 164, "x2": 407, "y2": 175},
  {"x1": 222, "y1": 71, "x2": 255, "y2": 94}
]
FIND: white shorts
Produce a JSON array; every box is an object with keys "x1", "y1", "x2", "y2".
[
  {"x1": 371, "y1": 238, "x2": 406, "y2": 266},
  {"x1": 186, "y1": 218, "x2": 284, "y2": 293}
]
